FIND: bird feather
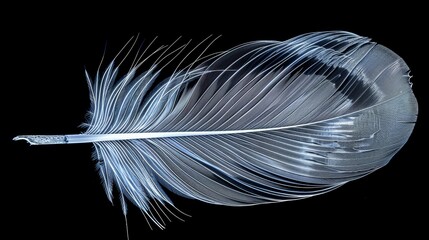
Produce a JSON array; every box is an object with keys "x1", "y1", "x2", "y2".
[{"x1": 14, "y1": 31, "x2": 418, "y2": 229}]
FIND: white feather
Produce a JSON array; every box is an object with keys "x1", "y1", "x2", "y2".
[{"x1": 14, "y1": 31, "x2": 418, "y2": 228}]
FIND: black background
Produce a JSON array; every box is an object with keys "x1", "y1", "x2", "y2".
[{"x1": 3, "y1": 6, "x2": 426, "y2": 239}]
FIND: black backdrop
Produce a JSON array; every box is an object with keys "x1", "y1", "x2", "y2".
[{"x1": 4, "y1": 7, "x2": 426, "y2": 239}]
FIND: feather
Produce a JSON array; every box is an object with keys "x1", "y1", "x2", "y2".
[{"x1": 14, "y1": 31, "x2": 418, "y2": 228}]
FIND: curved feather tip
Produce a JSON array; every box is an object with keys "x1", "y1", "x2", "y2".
[{"x1": 14, "y1": 31, "x2": 418, "y2": 229}]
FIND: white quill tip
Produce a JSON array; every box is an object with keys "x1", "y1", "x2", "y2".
[{"x1": 13, "y1": 135, "x2": 68, "y2": 145}]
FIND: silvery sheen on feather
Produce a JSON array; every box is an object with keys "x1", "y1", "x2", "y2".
[{"x1": 14, "y1": 31, "x2": 418, "y2": 228}]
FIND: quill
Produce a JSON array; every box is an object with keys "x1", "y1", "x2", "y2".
[{"x1": 14, "y1": 31, "x2": 418, "y2": 228}]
